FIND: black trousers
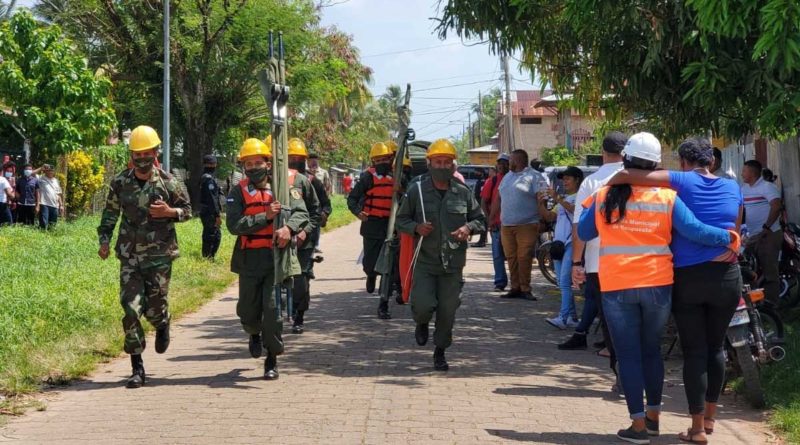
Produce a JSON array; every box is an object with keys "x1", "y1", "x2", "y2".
[
  {"x1": 292, "y1": 248, "x2": 315, "y2": 314},
  {"x1": 673, "y1": 262, "x2": 741, "y2": 415},
  {"x1": 201, "y1": 215, "x2": 222, "y2": 258},
  {"x1": 17, "y1": 205, "x2": 35, "y2": 225}
]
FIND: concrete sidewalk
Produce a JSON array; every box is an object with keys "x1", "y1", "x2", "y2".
[{"x1": 0, "y1": 222, "x2": 776, "y2": 444}]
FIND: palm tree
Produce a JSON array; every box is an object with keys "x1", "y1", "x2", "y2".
[{"x1": 0, "y1": 0, "x2": 17, "y2": 20}]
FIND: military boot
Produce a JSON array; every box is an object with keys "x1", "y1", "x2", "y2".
[
  {"x1": 126, "y1": 354, "x2": 146, "y2": 388},
  {"x1": 264, "y1": 353, "x2": 279, "y2": 380},
  {"x1": 292, "y1": 311, "x2": 305, "y2": 334},
  {"x1": 249, "y1": 334, "x2": 263, "y2": 358},
  {"x1": 433, "y1": 347, "x2": 449, "y2": 372},
  {"x1": 155, "y1": 321, "x2": 170, "y2": 354},
  {"x1": 377, "y1": 300, "x2": 391, "y2": 319},
  {"x1": 366, "y1": 274, "x2": 377, "y2": 293},
  {"x1": 415, "y1": 323, "x2": 429, "y2": 346}
]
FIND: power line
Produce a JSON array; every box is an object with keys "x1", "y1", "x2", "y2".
[
  {"x1": 362, "y1": 42, "x2": 463, "y2": 58},
  {"x1": 371, "y1": 71, "x2": 499, "y2": 90},
  {"x1": 413, "y1": 78, "x2": 500, "y2": 93}
]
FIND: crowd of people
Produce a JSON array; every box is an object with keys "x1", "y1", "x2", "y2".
[{"x1": 0, "y1": 161, "x2": 64, "y2": 228}]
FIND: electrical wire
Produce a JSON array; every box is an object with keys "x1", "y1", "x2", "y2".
[{"x1": 362, "y1": 41, "x2": 463, "y2": 58}]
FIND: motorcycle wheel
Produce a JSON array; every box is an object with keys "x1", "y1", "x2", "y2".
[
  {"x1": 757, "y1": 305, "x2": 785, "y2": 342},
  {"x1": 536, "y1": 242, "x2": 558, "y2": 286},
  {"x1": 776, "y1": 274, "x2": 800, "y2": 310},
  {"x1": 734, "y1": 344, "x2": 766, "y2": 408}
]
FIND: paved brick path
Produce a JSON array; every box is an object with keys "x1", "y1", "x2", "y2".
[{"x1": 0, "y1": 223, "x2": 777, "y2": 444}]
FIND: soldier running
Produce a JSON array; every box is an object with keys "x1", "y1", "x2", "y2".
[
  {"x1": 97, "y1": 125, "x2": 192, "y2": 388},
  {"x1": 226, "y1": 138, "x2": 308, "y2": 380},
  {"x1": 396, "y1": 139, "x2": 485, "y2": 371}
]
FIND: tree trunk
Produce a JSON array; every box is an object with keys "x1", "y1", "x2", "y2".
[{"x1": 182, "y1": 116, "x2": 213, "y2": 212}]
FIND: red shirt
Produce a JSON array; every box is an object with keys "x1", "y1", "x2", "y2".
[
  {"x1": 481, "y1": 173, "x2": 504, "y2": 228},
  {"x1": 342, "y1": 175, "x2": 353, "y2": 194}
]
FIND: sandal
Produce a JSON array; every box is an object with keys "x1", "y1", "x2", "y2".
[
  {"x1": 678, "y1": 428, "x2": 708, "y2": 444},
  {"x1": 596, "y1": 347, "x2": 611, "y2": 358},
  {"x1": 703, "y1": 418, "x2": 715, "y2": 435}
]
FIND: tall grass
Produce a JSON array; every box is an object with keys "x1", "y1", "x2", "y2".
[
  {"x1": 324, "y1": 194, "x2": 356, "y2": 232},
  {"x1": 0, "y1": 217, "x2": 236, "y2": 395},
  {"x1": 763, "y1": 310, "x2": 800, "y2": 443}
]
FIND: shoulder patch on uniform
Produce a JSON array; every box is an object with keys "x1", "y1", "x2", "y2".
[{"x1": 290, "y1": 188, "x2": 302, "y2": 200}]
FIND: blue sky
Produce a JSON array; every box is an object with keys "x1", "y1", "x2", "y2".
[{"x1": 16, "y1": 0, "x2": 536, "y2": 141}]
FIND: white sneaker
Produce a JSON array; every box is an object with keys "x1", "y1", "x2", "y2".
[
  {"x1": 545, "y1": 317, "x2": 567, "y2": 330},
  {"x1": 566, "y1": 318, "x2": 580, "y2": 328}
]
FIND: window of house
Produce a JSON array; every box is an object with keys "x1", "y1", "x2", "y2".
[{"x1": 520, "y1": 117, "x2": 542, "y2": 125}]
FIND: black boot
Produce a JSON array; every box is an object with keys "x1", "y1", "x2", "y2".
[
  {"x1": 155, "y1": 321, "x2": 170, "y2": 354},
  {"x1": 126, "y1": 354, "x2": 146, "y2": 388},
  {"x1": 377, "y1": 300, "x2": 391, "y2": 319},
  {"x1": 433, "y1": 347, "x2": 449, "y2": 371},
  {"x1": 557, "y1": 332, "x2": 588, "y2": 350},
  {"x1": 415, "y1": 323, "x2": 429, "y2": 346},
  {"x1": 292, "y1": 311, "x2": 305, "y2": 334},
  {"x1": 366, "y1": 274, "x2": 377, "y2": 293},
  {"x1": 249, "y1": 334, "x2": 262, "y2": 358},
  {"x1": 264, "y1": 353, "x2": 279, "y2": 380}
]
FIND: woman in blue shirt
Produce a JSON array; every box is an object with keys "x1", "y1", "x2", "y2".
[{"x1": 609, "y1": 138, "x2": 742, "y2": 444}]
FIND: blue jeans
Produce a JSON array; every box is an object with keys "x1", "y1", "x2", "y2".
[
  {"x1": 552, "y1": 243, "x2": 576, "y2": 322},
  {"x1": 602, "y1": 285, "x2": 672, "y2": 419},
  {"x1": 38, "y1": 205, "x2": 58, "y2": 229},
  {"x1": 490, "y1": 229, "x2": 508, "y2": 288}
]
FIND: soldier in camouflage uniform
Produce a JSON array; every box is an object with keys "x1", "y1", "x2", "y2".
[
  {"x1": 97, "y1": 125, "x2": 192, "y2": 388},
  {"x1": 226, "y1": 138, "x2": 308, "y2": 380}
]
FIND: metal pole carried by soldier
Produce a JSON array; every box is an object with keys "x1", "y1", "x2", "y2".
[
  {"x1": 286, "y1": 137, "x2": 331, "y2": 334},
  {"x1": 96, "y1": 125, "x2": 192, "y2": 388},
  {"x1": 199, "y1": 154, "x2": 223, "y2": 259},
  {"x1": 347, "y1": 142, "x2": 395, "y2": 299},
  {"x1": 395, "y1": 139, "x2": 485, "y2": 371},
  {"x1": 225, "y1": 138, "x2": 308, "y2": 380}
]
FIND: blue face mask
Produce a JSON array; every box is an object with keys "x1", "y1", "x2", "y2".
[
  {"x1": 23, "y1": 169, "x2": 32, "y2": 177},
  {"x1": 3, "y1": 172, "x2": 11, "y2": 179}
]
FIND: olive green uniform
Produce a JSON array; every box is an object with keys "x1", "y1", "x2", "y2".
[
  {"x1": 97, "y1": 168, "x2": 192, "y2": 355},
  {"x1": 396, "y1": 175, "x2": 485, "y2": 349},
  {"x1": 290, "y1": 172, "x2": 321, "y2": 315},
  {"x1": 226, "y1": 180, "x2": 309, "y2": 356}
]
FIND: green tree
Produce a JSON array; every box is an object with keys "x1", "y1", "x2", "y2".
[
  {"x1": 437, "y1": 0, "x2": 800, "y2": 141},
  {"x1": 470, "y1": 87, "x2": 501, "y2": 145},
  {"x1": 37, "y1": 0, "x2": 374, "y2": 204},
  {"x1": 0, "y1": 1, "x2": 16, "y2": 20},
  {"x1": 0, "y1": 11, "x2": 116, "y2": 161}
]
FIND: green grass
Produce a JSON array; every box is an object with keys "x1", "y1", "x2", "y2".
[
  {"x1": 324, "y1": 194, "x2": 356, "y2": 232},
  {"x1": 0, "y1": 216, "x2": 237, "y2": 397},
  {"x1": 763, "y1": 308, "x2": 800, "y2": 443}
]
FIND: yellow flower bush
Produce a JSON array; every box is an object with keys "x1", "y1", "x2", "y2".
[{"x1": 66, "y1": 150, "x2": 105, "y2": 214}]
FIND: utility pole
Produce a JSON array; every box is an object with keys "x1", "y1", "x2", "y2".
[
  {"x1": 477, "y1": 91, "x2": 483, "y2": 146},
  {"x1": 467, "y1": 112, "x2": 472, "y2": 149},
  {"x1": 502, "y1": 54, "x2": 514, "y2": 153},
  {"x1": 162, "y1": 0, "x2": 171, "y2": 172}
]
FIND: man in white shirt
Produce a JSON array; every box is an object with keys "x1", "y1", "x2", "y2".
[
  {"x1": 0, "y1": 173, "x2": 14, "y2": 225},
  {"x1": 558, "y1": 132, "x2": 626, "y2": 351},
  {"x1": 712, "y1": 148, "x2": 737, "y2": 180},
  {"x1": 741, "y1": 160, "x2": 783, "y2": 302},
  {"x1": 38, "y1": 164, "x2": 63, "y2": 229}
]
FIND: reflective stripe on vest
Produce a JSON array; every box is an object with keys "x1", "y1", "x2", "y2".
[
  {"x1": 364, "y1": 167, "x2": 393, "y2": 218},
  {"x1": 238, "y1": 178, "x2": 274, "y2": 249},
  {"x1": 594, "y1": 186, "x2": 676, "y2": 292}
]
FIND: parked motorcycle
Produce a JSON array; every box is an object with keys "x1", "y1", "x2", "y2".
[{"x1": 741, "y1": 222, "x2": 800, "y2": 310}]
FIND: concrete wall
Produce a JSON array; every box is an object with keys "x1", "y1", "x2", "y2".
[
  {"x1": 775, "y1": 137, "x2": 800, "y2": 223},
  {"x1": 511, "y1": 115, "x2": 595, "y2": 161}
]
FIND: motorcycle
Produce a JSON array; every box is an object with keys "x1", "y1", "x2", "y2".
[
  {"x1": 724, "y1": 284, "x2": 786, "y2": 408},
  {"x1": 741, "y1": 222, "x2": 800, "y2": 310},
  {"x1": 535, "y1": 222, "x2": 558, "y2": 286}
]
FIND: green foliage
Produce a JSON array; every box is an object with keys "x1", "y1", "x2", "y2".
[
  {"x1": 92, "y1": 144, "x2": 129, "y2": 173},
  {"x1": 437, "y1": 0, "x2": 800, "y2": 141},
  {"x1": 323, "y1": 195, "x2": 356, "y2": 233},
  {"x1": 763, "y1": 317, "x2": 800, "y2": 443},
  {"x1": 541, "y1": 146, "x2": 581, "y2": 166},
  {"x1": 472, "y1": 88, "x2": 502, "y2": 145},
  {"x1": 0, "y1": 216, "x2": 237, "y2": 395},
  {"x1": 65, "y1": 151, "x2": 104, "y2": 214},
  {"x1": 0, "y1": 11, "x2": 115, "y2": 161}
]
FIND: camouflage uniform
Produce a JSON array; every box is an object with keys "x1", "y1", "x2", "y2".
[
  {"x1": 226, "y1": 179, "x2": 308, "y2": 356},
  {"x1": 97, "y1": 168, "x2": 192, "y2": 355}
]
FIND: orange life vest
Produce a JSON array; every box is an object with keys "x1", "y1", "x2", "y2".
[
  {"x1": 237, "y1": 171, "x2": 298, "y2": 249},
  {"x1": 363, "y1": 167, "x2": 393, "y2": 218},
  {"x1": 591, "y1": 185, "x2": 677, "y2": 292}
]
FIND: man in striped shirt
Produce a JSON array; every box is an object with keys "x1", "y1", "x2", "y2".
[{"x1": 741, "y1": 160, "x2": 783, "y2": 302}]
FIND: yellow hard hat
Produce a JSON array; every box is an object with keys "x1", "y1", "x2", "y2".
[
  {"x1": 370, "y1": 142, "x2": 392, "y2": 159},
  {"x1": 264, "y1": 135, "x2": 272, "y2": 149},
  {"x1": 384, "y1": 140, "x2": 398, "y2": 153},
  {"x1": 288, "y1": 138, "x2": 308, "y2": 157},
  {"x1": 239, "y1": 138, "x2": 272, "y2": 161},
  {"x1": 129, "y1": 125, "x2": 161, "y2": 152},
  {"x1": 403, "y1": 156, "x2": 411, "y2": 167},
  {"x1": 426, "y1": 139, "x2": 457, "y2": 159}
]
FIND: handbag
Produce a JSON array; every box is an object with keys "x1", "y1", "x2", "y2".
[{"x1": 550, "y1": 240, "x2": 566, "y2": 260}]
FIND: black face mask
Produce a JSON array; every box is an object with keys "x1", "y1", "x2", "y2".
[
  {"x1": 245, "y1": 167, "x2": 269, "y2": 185},
  {"x1": 289, "y1": 161, "x2": 307, "y2": 174},
  {"x1": 430, "y1": 167, "x2": 454, "y2": 183},
  {"x1": 375, "y1": 163, "x2": 391, "y2": 176},
  {"x1": 134, "y1": 156, "x2": 155, "y2": 174}
]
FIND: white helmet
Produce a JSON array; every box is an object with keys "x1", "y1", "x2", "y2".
[{"x1": 624, "y1": 132, "x2": 662, "y2": 163}]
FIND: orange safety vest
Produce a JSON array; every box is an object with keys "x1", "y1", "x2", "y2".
[
  {"x1": 363, "y1": 167, "x2": 393, "y2": 218},
  {"x1": 237, "y1": 171, "x2": 297, "y2": 249},
  {"x1": 591, "y1": 186, "x2": 677, "y2": 292}
]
